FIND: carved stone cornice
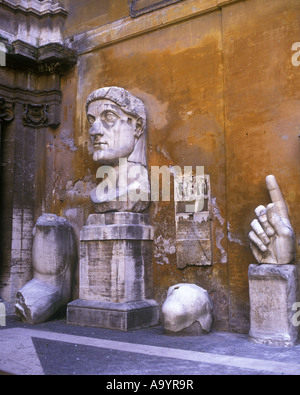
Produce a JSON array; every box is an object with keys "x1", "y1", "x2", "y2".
[
  {"x1": 4, "y1": 40, "x2": 77, "y2": 73},
  {"x1": 0, "y1": 84, "x2": 61, "y2": 128},
  {"x1": 0, "y1": 97, "x2": 15, "y2": 123},
  {"x1": 0, "y1": 0, "x2": 67, "y2": 17},
  {"x1": 0, "y1": 0, "x2": 77, "y2": 73}
]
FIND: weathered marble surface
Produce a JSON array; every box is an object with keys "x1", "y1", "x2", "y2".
[
  {"x1": 79, "y1": 213, "x2": 154, "y2": 303},
  {"x1": 67, "y1": 87, "x2": 159, "y2": 331},
  {"x1": 67, "y1": 212, "x2": 159, "y2": 331},
  {"x1": 248, "y1": 264, "x2": 299, "y2": 346},
  {"x1": 15, "y1": 214, "x2": 77, "y2": 324},
  {"x1": 67, "y1": 299, "x2": 159, "y2": 331},
  {"x1": 162, "y1": 283, "x2": 213, "y2": 335},
  {"x1": 86, "y1": 87, "x2": 150, "y2": 213},
  {"x1": 248, "y1": 175, "x2": 295, "y2": 265}
]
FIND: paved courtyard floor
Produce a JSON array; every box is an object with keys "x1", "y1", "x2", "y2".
[{"x1": 0, "y1": 316, "x2": 300, "y2": 376}]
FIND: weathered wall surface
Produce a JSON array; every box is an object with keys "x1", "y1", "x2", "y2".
[
  {"x1": 44, "y1": 0, "x2": 300, "y2": 333},
  {"x1": 63, "y1": 0, "x2": 129, "y2": 37},
  {"x1": 53, "y1": 0, "x2": 230, "y2": 331},
  {"x1": 0, "y1": 0, "x2": 76, "y2": 312},
  {"x1": 222, "y1": 0, "x2": 300, "y2": 331},
  {"x1": 2, "y1": 0, "x2": 299, "y2": 332}
]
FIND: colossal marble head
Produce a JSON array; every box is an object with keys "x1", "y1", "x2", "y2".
[
  {"x1": 86, "y1": 87, "x2": 150, "y2": 213},
  {"x1": 86, "y1": 86, "x2": 147, "y2": 166}
]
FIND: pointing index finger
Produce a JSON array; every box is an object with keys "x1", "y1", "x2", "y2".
[{"x1": 266, "y1": 175, "x2": 289, "y2": 219}]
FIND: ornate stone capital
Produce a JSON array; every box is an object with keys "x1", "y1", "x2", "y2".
[{"x1": 0, "y1": 98, "x2": 15, "y2": 123}]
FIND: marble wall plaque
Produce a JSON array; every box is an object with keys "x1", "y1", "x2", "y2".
[{"x1": 175, "y1": 175, "x2": 212, "y2": 269}]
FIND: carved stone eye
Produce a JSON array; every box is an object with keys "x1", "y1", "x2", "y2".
[
  {"x1": 104, "y1": 111, "x2": 118, "y2": 123},
  {"x1": 87, "y1": 115, "x2": 95, "y2": 125}
]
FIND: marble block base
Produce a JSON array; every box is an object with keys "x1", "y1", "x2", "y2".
[
  {"x1": 67, "y1": 212, "x2": 159, "y2": 331},
  {"x1": 67, "y1": 299, "x2": 159, "y2": 331},
  {"x1": 79, "y1": 213, "x2": 154, "y2": 303},
  {"x1": 248, "y1": 264, "x2": 299, "y2": 347}
]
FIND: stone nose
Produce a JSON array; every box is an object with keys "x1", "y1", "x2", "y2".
[{"x1": 89, "y1": 119, "x2": 105, "y2": 136}]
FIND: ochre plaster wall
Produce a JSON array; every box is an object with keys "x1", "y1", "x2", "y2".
[
  {"x1": 222, "y1": 0, "x2": 300, "y2": 331},
  {"x1": 47, "y1": 0, "x2": 300, "y2": 332},
  {"x1": 63, "y1": 0, "x2": 129, "y2": 37}
]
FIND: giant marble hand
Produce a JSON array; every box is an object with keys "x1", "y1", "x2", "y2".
[{"x1": 249, "y1": 175, "x2": 295, "y2": 264}]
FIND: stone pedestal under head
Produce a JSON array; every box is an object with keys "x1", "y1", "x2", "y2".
[
  {"x1": 67, "y1": 87, "x2": 159, "y2": 330},
  {"x1": 162, "y1": 283, "x2": 213, "y2": 336},
  {"x1": 15, "y1": 214, "x2": 77, "y2": 324},
  {"x1": 67, "y1": 212, "x2": 159, "y2": 330}
]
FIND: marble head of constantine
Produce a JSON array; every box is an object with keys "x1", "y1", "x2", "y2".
[
  {"x1": 86, "y1": 86, "x2": 147, "y2": 167},
  {"x1": 86, "y1": 87, "x2": 150, "y2": 213}
]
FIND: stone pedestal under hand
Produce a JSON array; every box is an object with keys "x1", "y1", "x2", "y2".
[
  {"x1": 67, "y1": 212, "x2": 159, "y2": 331},
  {"x1": 248, "y1": 264, "x2": 299, "y2": 346}
]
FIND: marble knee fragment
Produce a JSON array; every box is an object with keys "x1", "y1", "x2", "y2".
[{"x1": 15, "y1": 214, "x2": 77, "y2": 324}]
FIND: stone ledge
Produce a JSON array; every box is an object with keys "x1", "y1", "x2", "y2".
[
  {"x1": 67, "y1": 299, "x2": 160, "y2": 331},
  {"x1": 80, "y1": 224, "x2": 154, "y2": 241},
  {"x1": 87, "y1": 212, "x2": 151, "y2": 226},
  {"x1": 66, "y1": 0, "x2": 243, "y2": 55},
  {"x1": 68, "y1": 299, "x2": 159, "y2": 311},
  {"x1": 5, "y1": 41, "x2": 77, "y2": 73},
  {"x1": 248, "y1": 264, "x2": 298, "y2": 281},
  {"x1": 81, "y1": 213, "x2": 154, "y2": 241}
]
